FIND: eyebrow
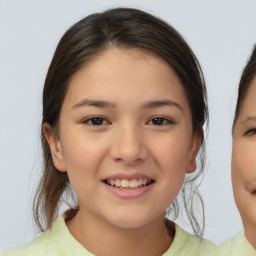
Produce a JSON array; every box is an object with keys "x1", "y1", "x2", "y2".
[
  {"x1": 72, "y1": 98, "x2": 183, "y2": 111},
  {"x1": 72, "y1": 99, "x2": 116, "y2": 109},
  {"x1": 241, "y1": 116, "x2": 256, "y2": 124},
  {"x1": 141, "y1": 99, "x2": 183, "y2": 112}
]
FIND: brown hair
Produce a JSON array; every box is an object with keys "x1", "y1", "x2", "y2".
[
  {"x1": 33, "y1": 7, "x2": 208, "y2": 236},
  {"x1": 232, "y1": 45, "x2": 256, "y2": 132}
]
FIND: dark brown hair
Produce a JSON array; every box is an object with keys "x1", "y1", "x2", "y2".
[
  {"x1": 33, "y1": 7, "x2": 208, "y2": 236},
  {"x1": 232, "y1": 45, "x2": 256, "y2": 132}
]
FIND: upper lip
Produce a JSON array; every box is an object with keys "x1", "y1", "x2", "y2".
[{"x1": 103, "y1": 173, "x2": 155, "y2": 181}]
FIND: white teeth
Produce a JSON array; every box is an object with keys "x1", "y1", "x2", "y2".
[
  {"x1": 130, "y1": 179, "x2": 138, "y2": 188},
  {"x1": 107, "y1": 178, "x2": 152, "y2": 188},
  {"x1": 121, "y1": 179, "x2": 130, "y2": 187},
  {"x1": 138, "y1": 179, "x2": 143, "y2": 186},
  {"x1": 115, "y1": 179, "x2": 121, "y2": 187}
]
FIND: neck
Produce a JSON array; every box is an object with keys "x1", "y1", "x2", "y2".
[{"x1": 66, "y1": 209, "x2": 174, "y2": 256}]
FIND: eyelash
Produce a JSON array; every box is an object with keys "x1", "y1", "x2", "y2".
[
  {"x1": 244, "y1": 128, "x2": 256, "y2": 136},
  {"x1": 81, "y1": 116, "x2": 174, "y2": 126},
  {"x1": 146, "y1": 117, "x2": 174, "y2": 126},
  {"x1": 82, "y1": 116, "x2": 110, "y2": 126}
]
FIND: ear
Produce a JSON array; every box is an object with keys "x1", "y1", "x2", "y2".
[
  {"x1": 42, "y1": 123, "x2": 66, "y2": 172},
  {"x1": 186, "y1": 127, "x2": 203, "y2": 174}
]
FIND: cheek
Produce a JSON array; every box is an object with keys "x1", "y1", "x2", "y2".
[
  {"x1": 61, "y1": 128, "x2": 108, "y2": 167},
  {"x1": 151, "y1": 133, "x2": 191, "y2": 167},
  {"x1": 60, "y1": 131, "x2": 109, "y2": 189},
  {"x1": 150, "y1": 134, "x2": 190, "y2": 189},
  {"x1": 232, "y1": 141, "x2": 248, "y2": 201},
  {"x1": 232, "y1": 140, "x2": 256, "y2": 218},
  {"x1": 232, "y1": 141, "x2": 256, "y2": 185}
]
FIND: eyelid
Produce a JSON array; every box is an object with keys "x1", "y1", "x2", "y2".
[
  {"x1": 81, "y1": 116, "x2": 111, "y2": 125},
  {"x1": 244, "y1": 128, "x2": 256, "y2": 136},
  {"x1": 80, "y1": 115, "x2": 174, "y2": 126},
  {"x1": 146, "y1": 116, "x2": 175, "y2": 125}
]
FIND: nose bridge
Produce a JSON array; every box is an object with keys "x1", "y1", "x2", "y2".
[{"x1": 110, "y1": 121, "x2": 147, "y2": 164}]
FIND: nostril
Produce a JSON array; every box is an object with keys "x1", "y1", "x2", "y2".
[
  {"x1": 108, "y1": 130, "x2": 148, "y2": 163},
  {"x1": 109, "y1": 146, "x2": 148, "y2": 164}
]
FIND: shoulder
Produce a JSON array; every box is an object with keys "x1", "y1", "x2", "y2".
[
  {"x1": 1, "y1": 216, "x2": 63, "y2": 256},
  {"x1": 175, "y1": 225, "x2": 216, "y2": 255},
  {"x1": 1, "y1": 228, "x2": 52, "y2": 256},
  {"x1": 217, "y1": 233, "x2": 256, "y2": 256},
  {"x1": 163, "y1": 223, "x2": 216, "y2": 256},
  {"x1": 2, "y1": 215, "x2": 91, "y2": 256}
]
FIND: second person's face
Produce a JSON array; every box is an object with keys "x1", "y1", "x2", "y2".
[{"x1": 232, "y1": 77, "x2": 256, "y2": 248}]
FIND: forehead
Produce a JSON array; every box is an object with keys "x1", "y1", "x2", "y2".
[
  {"x1": 65, "y1": 47, "x2": 188, "y2": 106},
  {"x1": 236, "y1": 77, "x2": 256, "y2": 123},
  {"x1": 71, "y1": 47, "x2": 176, "y2": 83}
]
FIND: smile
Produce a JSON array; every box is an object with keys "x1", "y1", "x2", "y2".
[{"x1": 104, "y1": 178, "x2": 154, "y2": 189}]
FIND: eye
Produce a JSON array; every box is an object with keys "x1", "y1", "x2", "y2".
[
  {"x1": 82, "y1": 116, "x2": 110, "y2": 126},
  {"x1": 147, "y1": 117, "x2": 173, "y2": 125},
  {"x1": 244, "y1": 128, "x2": 256, "y2": 136}
]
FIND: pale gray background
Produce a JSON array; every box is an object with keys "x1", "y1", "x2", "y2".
[{"x1": 1, "y1": 0, "x2": 256, "y2": 251}]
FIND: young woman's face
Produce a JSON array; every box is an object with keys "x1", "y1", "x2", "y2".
[
  {"x1": 232, "y1": 77, "x2": 256, "y2": 247},
  {"x1": 45, "y1": 47, "x2": 201, "y2": 229}
]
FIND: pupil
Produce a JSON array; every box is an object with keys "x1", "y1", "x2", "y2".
[
  {"x1": 153, "y1": 117, "x2": 163, "y2": 125},
  {"x1": 92, "y1": 117, "x2": 103, "y2": 125}
]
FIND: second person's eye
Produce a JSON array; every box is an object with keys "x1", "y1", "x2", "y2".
[
  {"x1": 244, "y1": 128, "x2": 256, "y2": 136},
  {"x1": 147, "y1": 117, "x2": 173, "y2": 125}
]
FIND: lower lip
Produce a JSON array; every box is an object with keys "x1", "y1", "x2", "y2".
[{"x1": 103, "y1": 182, "x2": 154, "y2": 199}]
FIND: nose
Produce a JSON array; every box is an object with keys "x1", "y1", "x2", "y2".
[{"x1": 109, "y1": 124, "x2": 148, "y2": 165}]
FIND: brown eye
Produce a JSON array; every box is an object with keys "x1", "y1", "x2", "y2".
[
  {"x1": 147, "y1": 117, "x2": 173, "y2": 125},
  {"x1": 82, "y1": 117, "x2": 110, "y2": 126}
]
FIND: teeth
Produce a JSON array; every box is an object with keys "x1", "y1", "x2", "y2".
[
  {"x1": 115, "y1": 179, "x2": 121, "y2": 187},
  {"x1": 107, "y1": 178, "x2": 152, "y2": 188},
  {"x1": 130, "y1": 179, "x2": 138, "y2": 188},
  {"x1": 121, "y1": 179, "x2": 130, "y2": 187}
]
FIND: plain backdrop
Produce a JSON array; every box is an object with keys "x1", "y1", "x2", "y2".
[{"x1": 1, "y1": 0, "x2": 256, "y2": 251}]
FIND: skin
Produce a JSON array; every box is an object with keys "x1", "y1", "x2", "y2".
[
  {"x1": 232, "y1": 77, "x2": 256, "y2": 248},
  {"x1": 44, "y1": 47, "x2": 202, "y2": 256}
]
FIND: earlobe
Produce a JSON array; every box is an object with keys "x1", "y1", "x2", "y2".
[
  {"x1": 186, "y1": 159, "x2": 197, "y2": 174},
  {"x1": 186, "y1": 127, "x2": 202, "y2": 174},
  {"x1": 42, "y1": 123, "x2": 66, "y2": 172}
]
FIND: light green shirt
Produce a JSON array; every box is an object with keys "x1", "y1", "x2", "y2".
[
  {"x1": 217, "y1": 233, "x2": 256, "y2": 256},
  {"x1": 2, "y1": 216, "x2": 216, "y2": 256}
]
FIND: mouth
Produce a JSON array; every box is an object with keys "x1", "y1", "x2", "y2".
[{"x1": 103, "y1": 178, "x2": 155, "y2": 189}]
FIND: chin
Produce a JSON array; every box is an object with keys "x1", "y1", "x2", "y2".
[{"x1": 104, "y1": 210, "x2": 158, "y2": 230}]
